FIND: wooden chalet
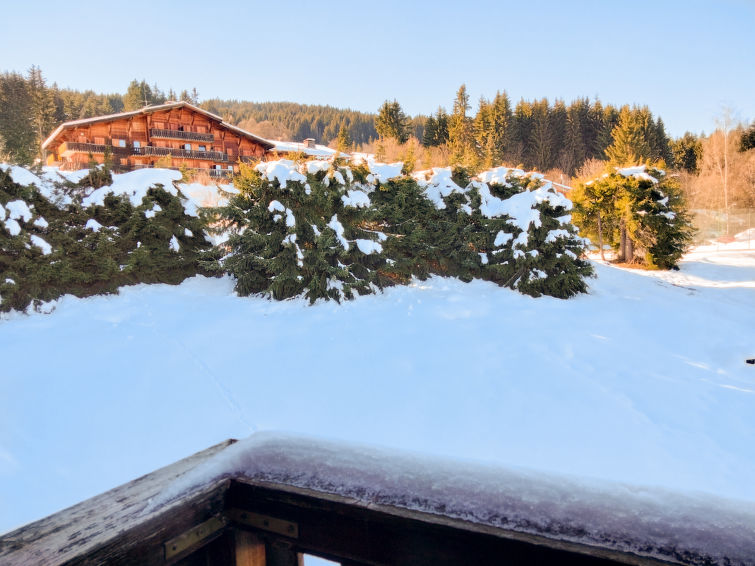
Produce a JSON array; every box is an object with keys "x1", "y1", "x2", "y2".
[
  {"x1": 1, "y1": 435, "x2": 751, "y2": 566},
  {"x1": 41, "y1": 102, "x2": 275, "y2": 178}
]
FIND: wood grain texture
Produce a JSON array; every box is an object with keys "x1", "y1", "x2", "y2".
[
  {"x1": 234, "y1": 530, "x2": 266, "y2": 566},
  {"x1": 0, "y1": 440, "x2": 235, "y2": 566}
]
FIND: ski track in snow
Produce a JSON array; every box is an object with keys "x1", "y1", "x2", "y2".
[
  {"x1": 0, "y1": 251, "x2": 754, "y2": 536},
  {"x1": 144, "y1": 303, "x2": 257, "y2": 435}
]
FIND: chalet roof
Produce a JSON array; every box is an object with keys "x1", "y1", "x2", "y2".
[
  {"x1": 268, "y1": 139, "x2": 349, "y2": 159},
  {"x1": 41, "y1": 101, "x2": 274, "y2": 150}
]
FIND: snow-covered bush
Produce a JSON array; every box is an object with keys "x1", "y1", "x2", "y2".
[
  {"x1": 214, "y1": 161, "x2": 389, "y2": 303},
  {"x1": 212, "y1": 160, "x2": 592, "y2": 302},
  {"x1": 382, "y1": 166, "x2": 593, "y2": 298},
  {"x1": 0, "y1": 166, "x2": 211, "y2": 312}
]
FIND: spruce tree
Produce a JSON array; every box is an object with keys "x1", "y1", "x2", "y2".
[
  {"x1": 508, "y1": 99, "x2": 533, "y2": 166},
  {"x1": 375, "y1": 100, "x2": 410, "y2": 143},
  {"x1": 0, "y1": 72, "x2": 37, "y2": 164},
  {"x1": 561, "y1": 99, "x2": 588, "y2": 175},
  {"x1": 448, "y1": 85, "x2": 475, "y2": 167},
  {"x1": 336, "y1": 123, "x2": 352, "y2": 153},
  {"x1": 671, "y1": 133, "x2": 702, "y2": 173},
  {"x1": 422, "y1": 114, "x2": 438, "y2": 147},
  {"x1": 421, "y1": 107, "x2": 450, "y2": 147},
  {"x1": 651, "y1": 116, "x2": 673, "y2": 165},
  {"x1": 123, "y1": 80, "x2": 156, "y2": 110},
  {"x1": 489, "y1": 91, "x2": 512, "y2": 164},
  {"x1": 605, "y1": 106, "x2": 653, "y2": 166},
  {"x1": 740, "y1": 123, "x2": 755, "y2": 152},
  {"x1": 473, "y1": 97, "x2": 494, "y2": 167},
  {"x1": 27, "y1": 66, "x2": 57, "y2": 159},
  {"x1": 573, "y1": 167, "x2": 693, "y2": 268},
  {"x1": 530, "y1": 98, "x2": 553, "y2": 171}
]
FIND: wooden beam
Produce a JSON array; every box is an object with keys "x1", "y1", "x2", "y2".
[
  {"x1": 227, "y1": 481, "x2": 668, "y2": 566},
  {"x1": 165, "y1": 515, "x2": 228, "y2": 561},
  {"x1": 235, "y1": 530, "x2": 266, "y2": 566}
]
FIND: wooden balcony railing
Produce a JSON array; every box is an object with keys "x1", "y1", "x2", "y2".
[
  {"x1": 136, "y1": 145, "x2": 228, "y2": 162},
  {"x1": 149, "y1": 128, "x2": 215, "y2": 142},
  {"x1": 61, "y1": 142, "x2": 131, "y2": 156},
  {"x1": 61, "y1": 142, "x2": 228, "y2": 162},
  {"x1": 3, "y1": 438, "x2": 745, "y2": 566}
]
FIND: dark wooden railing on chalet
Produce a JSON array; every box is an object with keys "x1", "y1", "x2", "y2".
[
  {"x1": 137, "y1": 145, "x2": 228, "y2": 162},
  {"x1": 62, "y1": 142, "x2": 132, "y2": 156},
  {"x1": 150, "y1": 128, "x2": 215, "y2": 142},
  {"x1": 0, "y1": 439, "x2": 710, "y2": 566},
  {"x1": 62, "y1": 142, "x2": 228, "y2": 162}
]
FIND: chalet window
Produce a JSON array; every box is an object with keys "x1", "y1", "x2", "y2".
[
  {"x1": 198, "y1": 145, "x2": 206, "y2": 152},
  {"x1": 133, "y1": 141, "x2": 141, "y2": 148},
  {"x1": 94, "y1": 137, "x2": 105, "y2": 145},
  {"x1": 214, "y1": 165, "x2": 221, "y2": 170},
  {"x1": 184, "y1": 144, "x2": 191, "y2": 151},
  {"x1": 117, "y1": 139, "x2": 126, "y2": 147}
]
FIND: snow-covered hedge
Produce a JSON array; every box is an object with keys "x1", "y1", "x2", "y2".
[
  {"x1": 1, "y1": 159, "x2": 593, "y2": 312},
  {"x1": 212, "y1": 160, "x2": 592, "y2": 302},
  {"x1": 0, "y1": 165, "x2": 212, "y2": 312}
]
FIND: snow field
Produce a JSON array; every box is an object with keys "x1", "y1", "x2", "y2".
[{"x1": 0, "y1": 250, "x2": 753, "y2": 537}]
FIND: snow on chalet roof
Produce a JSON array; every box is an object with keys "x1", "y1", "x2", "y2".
[
  {"x1": 41, "y1": 101, "x2": 274, "y2": 150},
  {"x1": 149, "y1": 433, "x2": 755, "y2": 565},
  {"x1": 268, "y1": 139, "x2": 348, "y2": 159}
]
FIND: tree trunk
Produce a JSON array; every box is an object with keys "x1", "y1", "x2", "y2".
[
  {"x1": 618, "y1": 219, "x2": 626, "y2": 262},
  {"x1": 597, "y1": 212, "x2": 605, "y2": 261},
  {"x1": 626, "y1": 234, "x2": 634, "y2": 263},
  {"x1": 724, "y1": 126, "x2": 730, "y2": 235}
]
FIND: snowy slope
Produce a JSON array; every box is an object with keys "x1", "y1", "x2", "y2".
[{"x1": 1, "y1": 248, "x2": 754, "y2": 538}]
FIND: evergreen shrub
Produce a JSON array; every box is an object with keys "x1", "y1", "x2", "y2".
[
  {"x1": 0, "y1": 168, "x2": 212, "y2": 312},
  {"x1": 211, "y1": 160, "x2": 593, "y2": 302}
]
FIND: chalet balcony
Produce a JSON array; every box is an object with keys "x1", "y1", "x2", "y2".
[
  {"x1": 136, "y1": 145, "x2": 228, "y2": 162},
  {"x1": 60, "y1": 142, "x2": 132, "y2": 156},
  {"x1": 60, "y1": 142, "x2": 229, "y2": 162},
  {"x1": 149, "y1": 128, "x2": 215, "y2": 142}
]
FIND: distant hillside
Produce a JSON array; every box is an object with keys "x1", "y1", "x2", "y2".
[
  {"x1": 201, "y1": 100, "x2": 381, "y2": 146},
  {"x1": 200, "y1": 99, "x2": 426, "y2": 147},
  {"x1": 1, "y1": 67, "x2": 677, "y2": 177}
]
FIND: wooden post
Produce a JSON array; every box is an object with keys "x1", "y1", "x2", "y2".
[
  {"x1": 235, "y1": 530, "x2": 266, "y2": 566},
  {"x1": 266, "y1": 540, "x2": 303, "y2": 566}
]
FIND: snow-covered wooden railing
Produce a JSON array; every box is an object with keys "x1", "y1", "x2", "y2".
[{"x1": 1, "y1": 434, "x2": 752, "y2": 565}]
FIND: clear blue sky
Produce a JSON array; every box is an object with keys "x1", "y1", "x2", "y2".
[{"x1": 1, "y1": 0, "x2": 753, "y2": 137}]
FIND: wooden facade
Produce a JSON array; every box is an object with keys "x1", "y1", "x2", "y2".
[{"x1": 42, "y1": 102, "x2": 274, "y2": 177}]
